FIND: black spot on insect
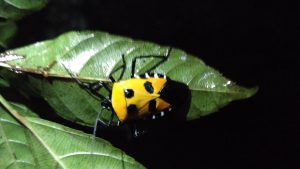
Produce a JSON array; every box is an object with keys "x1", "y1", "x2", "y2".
[
  {"x1": 127, "y1": 104, "x2": 138, "y2": 114},
  {"x1": 148, "y1": 100, "x2": 156, "y2": 112},
  {"x1": 124, "y1": 89, "x2": 134, "y2": 98},
  {"x1": 144, "y1": 81, "x2": 154, "y2": 94}
]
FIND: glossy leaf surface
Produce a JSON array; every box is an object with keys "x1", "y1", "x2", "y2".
[
  {"x1": 0, "y1": 96, "x2": 145, "y2": 169},
  {"x1": 0, "y1": 31, "x2": 257, "y2": 125}
]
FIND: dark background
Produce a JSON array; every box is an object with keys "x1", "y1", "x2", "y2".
[{"x1": 8, "y1": 0, "x2": 299, "y2": 168}]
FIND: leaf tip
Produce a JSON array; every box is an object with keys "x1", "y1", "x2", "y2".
[{"x1": 244, "y1": 86, "x2": 259, "y2": 99}]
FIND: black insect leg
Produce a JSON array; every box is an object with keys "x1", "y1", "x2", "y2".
[
  {"x1": 80, "y1": 81, "x2": 116, "y2": 126},
  {"x1": 109, "y1": 54, "x2": 126, "y2": 82},
  {"x1": 93, "y1": 107, "x2": 108, "y2": 136},
  {"x1": 100, "y1": 57, "x2": 128, "y2": 125},
  {"x1": 62, "y1": 63, "x2": 112, "y2": 99},
  {"x1": 62, "y1": 63, "x2": 117, "y2": 125},
  {"x1": 107, "y1": 112, "x2": 115, "y2": 126},
  {"x1": 131, "y1": 47, "x2": 172, "y2": 77},
  {"x1": 77, "y1": 80, "x2": 111, "y2": 99}
]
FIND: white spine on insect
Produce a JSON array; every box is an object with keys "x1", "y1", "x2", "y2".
[
  {"x1": 134, "y1": 74, "x2": 140, "y2": 78},
  {"x1": 145, "y1": 73, "x2": 150, "y2": 78},
  {"x1": 154, "y1": 73, "x2": 159, "y2": 78}
]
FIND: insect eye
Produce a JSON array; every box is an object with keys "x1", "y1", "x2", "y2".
[
  {"x1": 144, "y1": 81, "x2": 154, "y2": 94},
  {"x1": 124, "y1": 89, "x2": 134, "y2": 98}
]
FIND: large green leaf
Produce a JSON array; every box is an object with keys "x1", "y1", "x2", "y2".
[
  {"x1": 0, "y1": 95, "x2": 145, "y2": 169},
  {"x1": 0, "y1": 31, "x2": 257, "y2": 126}
]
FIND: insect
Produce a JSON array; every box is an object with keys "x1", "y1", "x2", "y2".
[{"x1": 62, "y1": 47, "x2": 176, "y2": 135}]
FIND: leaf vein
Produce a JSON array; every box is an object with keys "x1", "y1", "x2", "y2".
[
  {"x1": 0, "y1": 117, "x2": 22, "y2": 126},
  {"x1": 59, "y1": 152, "x2": 139, "y2": 165},
  {"x1": 5, "y1": 160, "x2": 36, "y2": 169}
]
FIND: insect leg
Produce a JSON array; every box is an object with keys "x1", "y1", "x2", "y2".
[
  {"x1": 62, "y1": 63, "x2": 111, "y2": 100},
  {"x1": 76, "y1": 81, "x2": 117, "y2": 126},
  {"x1": 91, "y1": 107, "x2": 107, "y2": 169},
  {"x1": 107, "y1": 112, "x2": 115, "y2": 126},
  {"x1": 131, "y1": 47, "x2": 172, "y2": 77},
  {"x1": 62, "y1": 63, "x2": 118, "y2": 126},
  {"x1": 109, "y1": 54, "x2": 126, "y2": 82}
]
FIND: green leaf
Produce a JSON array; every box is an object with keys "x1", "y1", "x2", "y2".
[
  {"x1": 0, "y1": 95, "x2": 145, "y2": 169},
  {"x1": 0, "y1": 21, "x2": 17, "y2": 48},
  {"x1": 0, "y1": 0, "x2": 47, "y2": 20},
  {"x1": 0, "y1": 31, "x2": 257, "y2": 126},
  {"x1": 0, "y1": 0, "x2": 25, "y2": 20}
]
